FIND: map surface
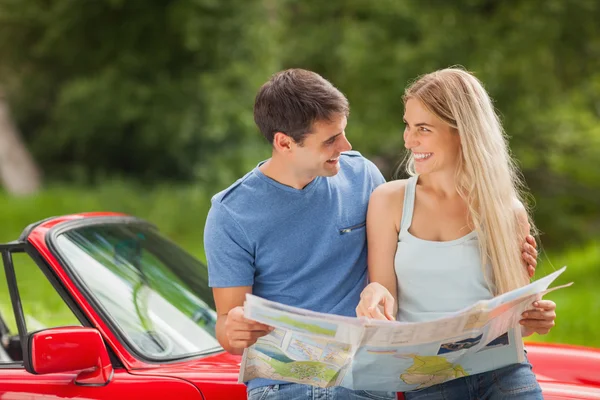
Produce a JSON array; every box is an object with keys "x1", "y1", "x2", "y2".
[{"x1": 240, "y1": 267, "x2": 570, "y2": 391}]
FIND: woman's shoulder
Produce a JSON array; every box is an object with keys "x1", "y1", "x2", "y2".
[
  {"x1": 369, "y1": 179, "x2": 411, "y2": 231},
  {"x1": 371, "y1": 178, "x2": 411, "y2": 204}
]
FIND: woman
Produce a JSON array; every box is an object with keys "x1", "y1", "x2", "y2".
[{"x1": 356, "y1": 68, "x2": 556, "y2": 399}]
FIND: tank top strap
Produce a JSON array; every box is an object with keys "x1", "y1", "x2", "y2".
[{"x1": 400, "y1": 175, "x2": 418, "y2": 234}]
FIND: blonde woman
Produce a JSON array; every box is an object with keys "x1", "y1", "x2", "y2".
[{"x1": 356, "y1": 68, "x2": 555, "y2": 399}]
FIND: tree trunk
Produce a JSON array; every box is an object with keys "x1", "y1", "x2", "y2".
[{"x1": 0, "y1": 89, "x2": 41, "y2": 195}]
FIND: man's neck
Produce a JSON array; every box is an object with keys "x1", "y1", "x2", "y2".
[{"x1": 259, "y1": 157, "x2": 316, "y2": 190}]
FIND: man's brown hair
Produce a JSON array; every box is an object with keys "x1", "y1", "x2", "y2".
[{"x1": 254, "y1": 69, "x2": 349, "y2": 145}]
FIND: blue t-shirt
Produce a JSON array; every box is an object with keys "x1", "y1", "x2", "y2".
[{"x1": 204, "y1": 151, "x2": 385, "y2": 390}]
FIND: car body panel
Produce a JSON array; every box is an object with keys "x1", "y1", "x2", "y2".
[
  {"x1": 0, "y1": 368, "x2": 203, "y2": 399},
  {"x1": 129, "y1": 352, "x2": 247, "y2": 398},
  {"x1": 528, "y1": 342, "x2": 600, "y2": 399}
]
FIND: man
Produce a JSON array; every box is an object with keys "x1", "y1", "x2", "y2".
[{"x1": 204, "y1": 69, "x2": 550, "y2": 400}]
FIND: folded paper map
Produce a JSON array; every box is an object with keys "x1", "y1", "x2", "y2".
[{"x1": 239, "y1": 267, "x2": 571, "y2": 392}]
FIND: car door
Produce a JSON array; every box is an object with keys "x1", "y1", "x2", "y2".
[{"x1": 0, "y1": 244, "x2": 203, "y2": 399}]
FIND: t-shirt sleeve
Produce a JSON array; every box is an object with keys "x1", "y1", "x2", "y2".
[
  {"x1": 366, "y1": 158, "x2": 386, "y2": 189},
  {"x1": 204, "y1": 201, "x2": 255, "y2": 288}
]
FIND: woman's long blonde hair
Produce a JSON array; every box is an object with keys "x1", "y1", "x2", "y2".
[{"x1": 403, "y1": 68, "x2": 536, "y2": 295}]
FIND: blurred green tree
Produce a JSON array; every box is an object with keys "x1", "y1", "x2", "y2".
[
  {"x1": 0, "y1": 0, "x2": 598, "y2": 246},
  {"x1": 275, "y1": 0, "x2": 600, "y2": 246},
  {"x1": 0, "y1": 0, "x2": 278, "y2": 186}
]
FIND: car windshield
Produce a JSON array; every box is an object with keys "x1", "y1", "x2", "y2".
[{"x1": 51, "y1": 221, "x2": 220, "y2": 361}]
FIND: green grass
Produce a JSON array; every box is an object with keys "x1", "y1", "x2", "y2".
[
  {"x1": 0, "y1": 253, "x2": 81, "y2": 333},
  {"x1": 0, "y1": 183, "x2": 598, "y2": 349},
  {"x1": 525, "y1": 243, "x2": 600, "y2": 348},
  {"x1": 0, "y1": 181, "x2": 213, "y2": 261}
]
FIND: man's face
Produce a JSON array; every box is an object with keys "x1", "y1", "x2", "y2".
[{"x1": 290, "y1": 114, "x2": 352, "y2": 178}]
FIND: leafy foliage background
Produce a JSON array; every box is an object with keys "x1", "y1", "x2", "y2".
[{"x1": 1, "y1": 0, "x2": 598, "y2": 247}]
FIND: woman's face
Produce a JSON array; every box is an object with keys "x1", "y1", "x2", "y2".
[{"x1": 403, "y1": 98, "x2": 461, "y2": 175}]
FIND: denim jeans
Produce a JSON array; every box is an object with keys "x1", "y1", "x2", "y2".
[
  {"x1": 247, "y1": 384, "x2": 396, "y2": 400},
  {"x1": 404, "y1": 359, "x2": 543, "y2": 400}
]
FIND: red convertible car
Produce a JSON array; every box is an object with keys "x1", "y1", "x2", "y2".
[{"x1": 0, "y1": 212, "x2": 598, "y2": 399}]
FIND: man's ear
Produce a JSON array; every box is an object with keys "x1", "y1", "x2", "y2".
[{"x1": 273, "y1": 132, "x2": 293, "y2": 152}]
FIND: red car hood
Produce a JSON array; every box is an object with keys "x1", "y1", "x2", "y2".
[
  {"x1": 528, "y1": 342, "x2": 600, "y2": 399},
  {"x1": 127, "y1": 346, "x2": 600, "y2": 399},
  {"x1": 128, "y1": 352, "x2": 247, "y2": 397},
  {"x1": 538, "y1": 381, "x2": 600, "y2": 400}
]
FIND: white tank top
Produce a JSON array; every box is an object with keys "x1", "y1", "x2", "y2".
[{"x1": 395, "y1": 176, "x2": 494, "y2": 322}]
